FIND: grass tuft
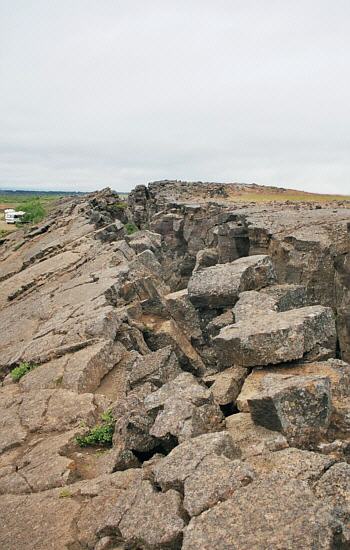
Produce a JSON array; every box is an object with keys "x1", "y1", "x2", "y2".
[
  {"x1": 11, "y1": 362, "x2": 38, "y2": 382},
  {"x1": 75, "y1": 410, "x2": 115, "y2": 447},
  {"x1": 125, "y1": 222, "x2": 138, "y2": 235}
]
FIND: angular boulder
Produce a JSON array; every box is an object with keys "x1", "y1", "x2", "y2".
[
  {"x1": 188, "y1": 255, "x2": 276, "y2": 308},
  {"x1": 144, "y1": 373, "x2": 224, "y2": 442},
  {"x1": 248, "y1": 374, "x2": 332, "y2": 446},
  {"x1": 214, "y1": 305, "x2": 336, "y2": 367},
  {"x1": 226, "y1": 412, "x2": 288, "y2": 458},
  {"x1": 233, "y1": 283, "x2": 309, "y2": 322},
  {"x1": 183, "y1": 455, "x2": 254, "y2": 517},
  {"x1": 182, "y1": 477, "x2": 344, "y2": 549},
  {"x1": 126, "y1": 346, "x2": 182, "y2": 391},
  {"x1": 153, "y1": 431, "x2": 240, "y2": 492},
  {"x1": 205, "y1": 366, "x2": 247, "y2": 407},
  {"x1": 98, "y1": 479, "x2": 186, "y2": 549}
]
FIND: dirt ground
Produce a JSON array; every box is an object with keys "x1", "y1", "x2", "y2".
[{"x1": 0, "y1": 213, "x2": 17, "y2": 233}]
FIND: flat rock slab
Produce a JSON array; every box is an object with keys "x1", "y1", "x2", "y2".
[
  {"x1": 188, "y1": 255, "x2": 276, "y2": 308},
  {"x1": 214, "y1": 305, "x2": 336, "y2": 367},
  {"x1": 233, "y1": 283, "x2": 309, "y2": 322},
  {"x1": 247, "y1": 447, "x2": 335, "y2": 482},
  {"x1": 182, "y1": 477, "x2": 344, "y2": 550}
]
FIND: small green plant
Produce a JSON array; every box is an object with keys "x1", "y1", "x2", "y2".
[
  {"x1": 75, "y1": 410, "x2": 115, "y2": 447},
  {"x1": 125, "y1": 222, "x2": 138, "y2": 235},
  {"x1": 111, "y1": 202, "x2": 127, "y2": 210},
  {"x1": 0, "y1": 229, "x2": 10, "y2": 239},
  {"x1": 10, "y1": 362, "x2": 38, "y2": 382},
  {"x1": 59, "y1": 489, "x2": 72, "y2": 498}
]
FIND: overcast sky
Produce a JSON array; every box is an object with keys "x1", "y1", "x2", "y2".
[{"x1": 1, "y1": 1, "x2": 349, "y2": 193}]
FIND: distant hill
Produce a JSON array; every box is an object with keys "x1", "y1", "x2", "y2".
[{"x1": 0, "y1": 189, "x2": 85, "y2": 197}]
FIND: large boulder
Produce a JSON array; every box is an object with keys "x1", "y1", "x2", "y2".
[
  {"x1": 214, "y1": 305, "x2": 336, "y2": 367},
  {"x1": 183, "y1": 455, "x2": 254, "y2": 517},
  {"x1": 226, "y1": 412, "x2": 288, "y2": 458},
  {"x1": 233, "y1": 283, "x2": 309, "y2": 322},
  {"x1": 126, "y1": 346, "x2": 182, "y2": 391},
  {"x1": 144, "y1": 373, "x2": 224, "y2": 443},
  {"x1": 236, "y1": 359, "x2": 350, "y2": 439},
  {"x1": 98, "y1": 479, "x2": 186, "y2": 549},
  {"x1": 188, "y1": 255, "x2": 276, "y2": 308},
  {"x1": 153, "y1": 431, "x2": 240, "y2": 492},
  {"x1": 248, "y1": 374, "x2": 332, "y2": 447},
  {"x1": 182, "y1": 477, "x2": 345, "y2": 549}
]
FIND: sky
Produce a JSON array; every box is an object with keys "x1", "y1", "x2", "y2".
[{"x1": 0, "y1": 1, "x2": 350, "y2": 194}]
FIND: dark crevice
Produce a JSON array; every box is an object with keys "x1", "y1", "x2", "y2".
[
  {"x1": 220, "y1": 402, "x2": 239, "y2": 417},
  {"x1": 132, "y1": 436, "x2": 178, "y2": 464}
]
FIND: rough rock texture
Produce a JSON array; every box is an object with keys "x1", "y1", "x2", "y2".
[
  {"x1": 248, "y1": 373, "x2": 332, "y2": 447},
  {"x1": 188, "y1": 254, "x2": 276, "y2": 308},
  {"x1": 182, "y1": 477, "x2": 344, "y2": 550},
  {"x1": 1, "y1": 184, "x2": 350, "y2": 548},
  {"x1": 214, "y1": 305, "x2": 336, "y2": 367}
]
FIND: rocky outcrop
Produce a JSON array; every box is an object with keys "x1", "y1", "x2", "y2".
[{"x1": 1, "y1": 184, "x2": 350, "y2": 549}]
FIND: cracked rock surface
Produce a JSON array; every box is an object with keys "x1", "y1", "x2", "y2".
[{"x1": 1, "y1": 183, "x2": 350, "y2": 549}]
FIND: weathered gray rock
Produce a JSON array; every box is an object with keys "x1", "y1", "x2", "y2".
[
  {"x1": 314, "y1": 462, "x2": 350, "y2": 542},
  {"x1": 144, "y1": 373, "x2": 224, "y2": 442},
  {"x1": 214, "y1": 305, "x2": 336, "y2": 367},
  {"x1": 182, "y1": 477, "x2": 344, "y2": 549},
  {"x1": 205, "y1": 366, "x2": 247, "y2": 406},
  {"x1": 126, "y1": 229, "x2": 162, "y2": 254},
  {"x1": 247, "y1": 447, "x2": 335, "y2": 483},
  {"x1": 184, "y1": 455, "x2": 255, "y2": 517},
  {"x1": 126, "y1": 346, "x2": 181, "y2": 391},
  {"x1": 226, "y1": 412, "x2": 288, "y2": 458},
  {"x1": 188, "y1": 254, "x2": 276, "y2": 308},
  {"x1": 248, "y1": 374, "x2": 332, "y2": 447},
  {"x1": 153, "y1": 431, "x2": 240, "y2": 491},
  {"x1": 164, "y1": 288, "x2": 202, "y2": 339},
  {"x1": 142, "y1": 317, "x2": 206, "y2": 375},
  {"x1": 98, "y1": 479, "x2": 186, "y2": 549},
  {"x1": 112, "y1": 384, "x2": 158, "y2": 453},
  {"x1": 233, "y1": 283, "x2": 309, "y2": 322},
  {"x1": 237, "y1": 359, "x2": 350, "y2": 439},
  {"x1": 193, "y1": 247, "x2": 218, "y2": 271},
  {"x1": 206, "y1": 309, "x2": 234, "y2": 337}
]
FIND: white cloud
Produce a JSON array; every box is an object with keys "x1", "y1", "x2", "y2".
[{"x1": 0, "y1": 0, "x2": 349, "y2": 193}]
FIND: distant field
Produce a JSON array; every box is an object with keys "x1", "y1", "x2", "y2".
[
  {"x1": 227, "y1": 190, "x2": 350, "y2": 203},
  {"x1": 0, "y1": 191, "x2": 64, "y2": 235}
]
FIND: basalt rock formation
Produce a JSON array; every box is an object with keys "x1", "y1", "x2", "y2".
[{"x1": 1, "y1": 182, "x2": 350, "y2": 549}]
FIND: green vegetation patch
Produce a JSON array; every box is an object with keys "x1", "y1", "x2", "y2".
[
  {"x1": 17, "y1": 198, "x2": 46, "y2": 224},
  {"x1": 76, "y1": 410, "x2": 115, "y2": 447},
  {"x1": 11, "y1": 361, "x2": 38, "y2": 382},
  {"x1": 125, "y1": 222, "x2": 138, "y2": 235},
  {"x1": 111, "y1": 201, "x2": 127, "y2": 210},
  {"x1": 0, "y1": 229, "x2": 10, "y2": 238},
  {"x1": 59, "y1": 489, "x2": 72, "y2": 498}
]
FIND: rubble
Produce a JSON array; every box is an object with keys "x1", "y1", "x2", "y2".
[{"x1": 1, "y1": 184, "x2": 350, "y2": 548}]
